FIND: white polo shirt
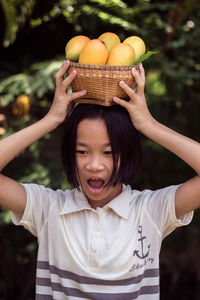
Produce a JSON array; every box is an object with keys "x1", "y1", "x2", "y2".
[{"x1": 11, "y1": 183, "x2": 193, "y2": 300}]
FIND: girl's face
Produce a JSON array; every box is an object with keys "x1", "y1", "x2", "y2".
[{"x1": 76, "y1": 118, "x2": 122, "y2": 209}]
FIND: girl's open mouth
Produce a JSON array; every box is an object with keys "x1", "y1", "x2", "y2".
[{"x1": 87, "y1": 178, "x2": 105, "y2": 194}]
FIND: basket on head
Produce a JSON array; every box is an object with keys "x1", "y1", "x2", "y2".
[{"x1": 67, "y1": 62, "x2": 138, "y2": 106}]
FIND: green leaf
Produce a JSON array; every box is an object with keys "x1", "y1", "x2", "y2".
[
  {"x1": 136, "y1": 50, "x2": 159, "y2": 64},
  {"x1": 67, "y1": 85, "x2": 72, "y2": 94},
  {"x1": 1, "y1": 0, "x2": 36, "y2": 47}
]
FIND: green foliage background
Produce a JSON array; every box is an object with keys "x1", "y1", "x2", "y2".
[{"x1": 0, "y1": 0, "x2": 200, "y2": 299}]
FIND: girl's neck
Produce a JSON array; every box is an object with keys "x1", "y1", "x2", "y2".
[{"x1": 87, "y1": 183, "x2": 123, "y2": 209}]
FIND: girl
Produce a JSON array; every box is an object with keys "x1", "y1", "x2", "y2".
[{"x1": 0, "y1": 60, "x2": 200, "y2": 300}]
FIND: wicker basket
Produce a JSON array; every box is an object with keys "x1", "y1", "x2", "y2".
[{"x1": 67, "y1": 62, "x2": 138, "y2": 106}]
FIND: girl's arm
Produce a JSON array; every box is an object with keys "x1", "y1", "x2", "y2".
[
  {"x1": 114, "y1": 64, "x2": 200, "y2": 218},
  {"x1": 0, "y1": 60, "x2": 86, "y2": 215}
]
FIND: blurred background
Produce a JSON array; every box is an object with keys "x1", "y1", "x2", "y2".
[{"x1": 0, "y1": 0, "x2": 200, "y2": 299}]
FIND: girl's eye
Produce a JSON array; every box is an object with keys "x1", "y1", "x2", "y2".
[
  {"x1": 76, "y1": 150, "x2": 88, "y2": 155},
  {"x1": 104, "y1": 151, "x2": 112, "y2": 156}
]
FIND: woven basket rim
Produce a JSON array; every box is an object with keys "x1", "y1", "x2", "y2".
[{"x1": 70, "y1": 62, "x2": 138, "y2": 71}]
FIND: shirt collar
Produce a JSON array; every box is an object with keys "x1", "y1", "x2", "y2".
[
  {"x1": 105, "y1": 184, "x2": 131, "y2": 219},
  {"x1": 59, "y1": 184, "x2": 131, "y2": 220},
  {"x1": 59, "y1": 188, "x2": 92, "y2": 215}
]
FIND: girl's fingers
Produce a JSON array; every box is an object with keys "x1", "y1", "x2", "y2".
[
  {"x1": 113, "y1": 96, "x2": 130, "y2": 109},
  {"x1": 131, "y1": 67, "x2": 145, "y2": 96},
  {"x1": 61, "y1": 69, "x2": 78, "y2": 92},
  {"x1": 55, "y1": 60, "x2": 70, "y2": 86},
  {"x1": 119, "y1": 80, "x2": 137, "y2": 101},
  {"x1": 67, "y1": 89, "x2": 87, "y2": 101},
  {"x1": 139, "y1": 63, "x2": 145, "y2": 83}
]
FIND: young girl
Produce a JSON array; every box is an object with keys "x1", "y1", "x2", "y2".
[{"x1": 0, "y1": 60, "x2": 200, "y2": 300}]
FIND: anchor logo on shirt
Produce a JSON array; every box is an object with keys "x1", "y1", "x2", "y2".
[{"x1": 133, "y1": 225, "x2": 150, "y2": 259}]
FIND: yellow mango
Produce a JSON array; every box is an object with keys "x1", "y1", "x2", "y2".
[
  {"x1": 98, "y1": 32, "x2": 120, "y2": 52},
  {"x1": 65, "y1": 35, "x2": 90, "y2": 62}
]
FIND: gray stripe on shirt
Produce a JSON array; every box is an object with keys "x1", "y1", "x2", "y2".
[
  {"x1": 37, "y1": 260, "x2": 159, "y2": 286},
  {"x1": 36, "y1": 284, "x2": 159, "y2": 300},
  {"x1": 36, "y1": 295, "x2": 53, "y2": 300}
]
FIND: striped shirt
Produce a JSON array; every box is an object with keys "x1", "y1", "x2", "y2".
[{"x1": 11, "y1": 183, "x2": 193, "y2": 299}]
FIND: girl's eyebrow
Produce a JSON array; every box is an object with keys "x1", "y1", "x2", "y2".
[
  {"x1": 76, "y1": 142, "x2": 87, "y2": 147},
  {"x1": 76, "y1": 142, "x2": 111, "y2": 147}
]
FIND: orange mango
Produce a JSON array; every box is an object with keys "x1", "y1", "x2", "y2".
[
  {"x1": 79, "y1": 39, "x2": 109, "y2": 65},
  {"x1": 106, "y1": 43, "x2": 135, "y2": 66}
]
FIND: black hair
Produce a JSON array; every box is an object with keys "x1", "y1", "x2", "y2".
[{"x1": 61, "y1": 103, "x2": 142, "y2": 188}]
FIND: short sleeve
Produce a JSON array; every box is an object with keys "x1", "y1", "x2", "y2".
[
  {"x1": 141, "y1": 185, "x2": 193, "y2": 239},
  {"x1": 11, "y1": 183, "x2": 62, "y2": 237}
]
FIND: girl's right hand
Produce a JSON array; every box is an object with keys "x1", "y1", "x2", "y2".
[
  {"x1": 113, "y1": 63, "x2": 154, "y2": 134},
  {"x1": 46, "y1": 60, "x2": 87, "y2": 125}
]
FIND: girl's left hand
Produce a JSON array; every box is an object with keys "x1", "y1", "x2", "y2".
[{"x1": 113, "y1": 63, "x2": 154, "y2": 133}]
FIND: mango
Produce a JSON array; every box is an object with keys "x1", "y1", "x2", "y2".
[
  {"x1": 98, "y1": 32, "x2": 120, "y2": 52},
  {"x1": 123, "y1": 36, "x2": 146, "y2": 62},
  {"x1": 79, "y1": 39, "x2": 109, "y2": 65},
  {"x1": 65, "y1": 35, "x2": 90, "y2": 62},
  {"x1": 12, "y1": 94, "x2": 30, "y2": 119},
  {"x1": 106, "y1": 43, "x2": 135, "y2": 66}
]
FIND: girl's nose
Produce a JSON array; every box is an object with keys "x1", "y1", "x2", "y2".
[{"x1": 86, "y1": 156, "x2": 105, "y2": 171}]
